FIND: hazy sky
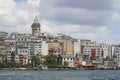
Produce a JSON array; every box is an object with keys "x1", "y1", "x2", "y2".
[{"x1": 0, "y1": 0, "x2": 120, "y2": 44}]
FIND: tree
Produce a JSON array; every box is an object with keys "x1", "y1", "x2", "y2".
[
  {"x1": 0, "y1": 60, "x2": 23, "y2": 68},
  {"x1": 0, "y1": 60, "x2": 8, "y2": 68},
  {"x1": 44, "y1": 54, "x2": 58, "y2": 68},
  {"x1": 64, "y1": 61, "x2": 69, "y2": 67},
  {"x1": 32, "y1": 56, "x2": 41, "y2": 67}
]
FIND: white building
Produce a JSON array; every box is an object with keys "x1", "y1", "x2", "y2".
[
  {"x1": 17, "y1": 47, "x2": 29, "y2": 56},
  {"x1": 29, "y1": 36, "x2": 48, "y2": 56},
  {"x1": 16, "y1": 46, "x2": 29, "y2": 64},
  {"x1": 101, "y1": 44, "x2": 112, "y2": 59},
  {"x1": 14, "y1": 55, "x2": 19, "y2": 63},
  {"x1": 82, "y1": 42, "x2": 102, "y2": 57},
  {"x1": 59, "y1": 54, "x2": 74, "y2": 67},
  {"x1": 82, "y1": 42, "x2": 102, "y2": 63},
  {"x1": 41, "y1": 41, "x2": 48, "y2": 56},
  {"x1": 73, "y1": 40, "x2": 80, "y2": 57},
  {"x1": 112, "y1": 46, "x2": 120, "y2": 67},
  {"x1": 29, "y1": 36, "x2": 42, "y2": 56},
  {"x1": 6, "y1": 52, "x2": 11, "y2": 62},
  {"x1": 4, "y1": 38, "x2": 16, "y2": 52},
  {"x1": 16, "y1": 34, "x2": 30, "y2": 47}
]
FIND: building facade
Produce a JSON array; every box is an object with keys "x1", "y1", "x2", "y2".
[{"x1": 81, "y1": 41, "x2": 103, "y2": 65}]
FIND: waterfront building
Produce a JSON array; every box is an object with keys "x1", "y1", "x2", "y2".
[
  {"x1": 6, "y1": 51, "x2": 15, "y2": 62},
  {"x1": 14, "y1": 55, "x2": 19, "y2": 63},
  {"x1": 6, "y1": 52, "x2": 11, "y2": 62},
  {"x1": 58, "y1": 54, "x2": 74, "y2": 67},
  {"x1": 81, "y1": 41, "x2": 103, "y2": 65},
  {"x1": 19, "y1": 54, "x2": 28, "y2": 65},
  {"x1": 101, "y1": 44, "x2": 112, "y2": 59},
  {"x1": 16, "y1": 46, "x2": 29, "y2": 64},
  {"x1": 111, "y1": 45, "x2": 120, "y2": 68}
]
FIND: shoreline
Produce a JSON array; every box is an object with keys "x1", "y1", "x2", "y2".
[{"x1": 0, "y1": 67, "x2": 119, "y2": 71}]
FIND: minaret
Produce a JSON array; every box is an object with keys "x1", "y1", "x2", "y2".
[{"x1": 31, "y1": 16, "x2": 41, "y2": 36}]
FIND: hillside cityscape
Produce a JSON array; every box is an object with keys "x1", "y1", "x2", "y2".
[{"x1": 0, "y1": 16, "x2": 120, "y2": 70}]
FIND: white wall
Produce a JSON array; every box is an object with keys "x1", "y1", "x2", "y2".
[
  {"x1": 41, "y1": 41, "x2": 48, "y2": 56},
  {"x1": 73, "y1": 42, "x2": 80, "y2": 57}
]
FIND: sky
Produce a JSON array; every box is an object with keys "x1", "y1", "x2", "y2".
[{"x1": 0, "y1": 0, "x2": 120, "y2": 44}]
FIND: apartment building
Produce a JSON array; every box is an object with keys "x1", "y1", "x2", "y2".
[
  {"x1": 112, "y1": 45, "x2": 120, "y2": 67},
  {"x1": 81, "y1": 41, "x2": 103, "y2": 65},
  {"x1": 58, "y1": 54, "x2": 74, "y2": 67}
]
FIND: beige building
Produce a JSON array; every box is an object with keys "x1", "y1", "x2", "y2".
[
  {"x1": 62, "y1": 41, "x2": 73, "y2": 55},
  {"x1": 48, "y1": 42, "x2": 61, "y2": 55},
  {"x1": 48, "y1": 42, "x2": 60, "y2": 51},
  {"x1": 101, "y1": 44, "x2": 112, "y2": 59}
]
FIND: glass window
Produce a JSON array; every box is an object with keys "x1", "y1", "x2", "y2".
[{"x1": 25, "y1": 38, "x2": 27, "y2": 41}]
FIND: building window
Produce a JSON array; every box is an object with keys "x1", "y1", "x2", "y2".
[
  {"x1": 97, "y1": 48, "x2": 100, "y2": 50},
  {"x1": 39, "y1": 46, "x2": 41, "y2": 48},
  {"x1": 18, "y1": 39, "x2": 20, "y2": 41},
  {"x1": 97, "y1": 53, "x2": 100, "y2": 56},
  {"x1": 97, "y1": 51, "x2": 100, "y2": 52}
]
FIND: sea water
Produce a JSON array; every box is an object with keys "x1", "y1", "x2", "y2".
[{"x1": 0, "y1": 70, "x2": 119, "y2": 80}]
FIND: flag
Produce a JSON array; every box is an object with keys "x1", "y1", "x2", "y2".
[
  {"x1": 91, "y1": 49, "x2": 96, "y2": 57},
  {"x1": 10, "y1": 42, "x2": 13, "y2": 46}
]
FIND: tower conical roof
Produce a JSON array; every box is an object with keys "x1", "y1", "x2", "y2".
[{"x1": 34, "y1": 15, "x2": 39, "y2": 23}]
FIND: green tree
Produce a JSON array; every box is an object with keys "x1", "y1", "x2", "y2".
[
  {"x1": 44, "y1": 54, "x2": 58, "y2": 68},
  {"x1": 0, "y1": 61, "x2": 8, "y2": 68},
  {"x1": 0, "y1": 60, "x2": 23, "y2": 68},
  {"x1": 64, "y1": 61, "x2": 69, "y2": 67},
  {"x1": 32, "y1": 56, "x2": 41, "y2": 67}
]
